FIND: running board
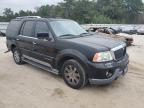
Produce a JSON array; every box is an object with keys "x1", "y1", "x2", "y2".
[{"x1": 22, "y1": 56, "x2": 59, "y2": 75}]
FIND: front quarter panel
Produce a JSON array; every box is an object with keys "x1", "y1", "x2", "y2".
[{"x1": 55, "y1": 49, "x2": 90, "y2": 72}]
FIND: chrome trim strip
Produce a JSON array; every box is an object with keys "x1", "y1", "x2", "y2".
[
  {"x1": 110, "y1": 51, "x2": 116, "y2": 60},
  {"x1": 23, "y1": 55, "x2": 52, "y2": 67},
  {"x1": 22, "y1": 55, "x2": 59, "y2": 74},
  {"x1": 19, "y1": 35, "x2": 38, "y2": 40},
  {"x1": 110, "y1": 43, "x2": 126, "y2": 60},
  {"x1": 111, "y1": 43, "x2": 126, "y2": 52}
]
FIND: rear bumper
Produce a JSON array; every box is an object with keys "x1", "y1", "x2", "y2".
[{"x1": 87, "y1": 54, "x2": 129, "y2": 85}]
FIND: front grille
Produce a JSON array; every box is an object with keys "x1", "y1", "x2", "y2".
[{"x1": 114, "y1": 47, "x2": 126, "y2": 60}]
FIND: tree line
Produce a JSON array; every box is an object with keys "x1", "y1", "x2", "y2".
[{"x1": 0, "y1": 0, "x2": 144, "y2": 24}]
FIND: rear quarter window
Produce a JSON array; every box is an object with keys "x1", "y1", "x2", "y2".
[{"x1": 6, "y1": 20, "x2": 21, "y2": 37}]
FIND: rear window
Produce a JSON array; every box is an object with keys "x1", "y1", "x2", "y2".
[
  {"x1": 6, "y1": 20, "x2": 21, "y2": 37},
  {"x1": 22, "y1": 21, "x2": 35, "y2": 37}
]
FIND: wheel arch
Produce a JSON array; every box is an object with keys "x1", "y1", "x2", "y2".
[
  {"x1": 10, "y1": 44, "x2": 16, "y2": 52},
  {"x1": 55, "y1": 49, "x2": 89, "y2": 74}
]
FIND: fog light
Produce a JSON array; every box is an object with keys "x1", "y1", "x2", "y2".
[
  {"x1": 106, "y1": 71, "x2": 113, "y2": 78},
  {"x1": 105, "y1": 63, "x2": 113, "y2": 68}
]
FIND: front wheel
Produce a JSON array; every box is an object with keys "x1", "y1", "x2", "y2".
[{"x1": 61, "y1": 59, "x2": 87, "y2": 89}]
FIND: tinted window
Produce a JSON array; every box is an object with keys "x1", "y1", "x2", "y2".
[
  {"x1": 22, "y1": 21, "x2": 34, "y2": 36},
  {"x1": 35, "y1": 21, "x2": 49, "y2": 34},
  {"x1": 6, "y1": 20, "x2": 21, "y2": 37}
]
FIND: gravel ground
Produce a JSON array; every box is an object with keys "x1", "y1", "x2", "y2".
[{"x1": 0, "y1": 36, "x2": 144, "y2": 108}]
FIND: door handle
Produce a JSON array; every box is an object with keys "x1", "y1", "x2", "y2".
[{"x1": 33, "y1": 42, "x2": 37, "y2": 45}]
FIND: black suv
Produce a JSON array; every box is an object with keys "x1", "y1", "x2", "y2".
[{"x1": 6, "y1": 16, "x2": 129, "y2": 89}]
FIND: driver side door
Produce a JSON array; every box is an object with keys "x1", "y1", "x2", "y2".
[{"x1": 31, "y1": 21, "x2": 56, "y2": 65}]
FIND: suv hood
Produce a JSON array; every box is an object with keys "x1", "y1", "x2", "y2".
[{"x1": 64, "y1": 34, "x2": 125, "y2": 51}]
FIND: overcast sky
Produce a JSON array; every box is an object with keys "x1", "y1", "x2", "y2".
[
  {"x1": 0, "y1": 0, "x2": 144, "y2": 15},
  {"x1": 0, "y1": 0, "x2": 63, "y2": 15}
]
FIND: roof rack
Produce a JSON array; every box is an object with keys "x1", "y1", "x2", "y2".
[{"x1": 16, "y1": 16, "x2": 41, "y2": 19}]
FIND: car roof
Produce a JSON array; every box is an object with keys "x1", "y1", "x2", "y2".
[{"x1": 12, "y1": 17, "x2": 72, "y2": 22}]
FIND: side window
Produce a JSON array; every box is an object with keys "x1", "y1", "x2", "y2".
[
  {"x1": 22, "y1": 21, "x2": 35, "y2": 37},
  {"x1": 6, "y1": 20, "x2": 21, "y2": 37},
  {"x1": 35, "y1": 21, "x2": 52, "y2": 38}
]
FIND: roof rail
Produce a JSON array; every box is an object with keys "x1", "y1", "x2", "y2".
[{"x1": 16, "y1": 16, "x2": 41, "y2": 19}]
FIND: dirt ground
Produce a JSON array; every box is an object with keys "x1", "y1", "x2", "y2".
[{"x1": 0, "y1": 35, "x2": 144, "y2": 108}]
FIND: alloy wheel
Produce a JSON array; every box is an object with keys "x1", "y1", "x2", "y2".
[{"x1": 64, "y1": 65, "x2": 80, "y2": 86}]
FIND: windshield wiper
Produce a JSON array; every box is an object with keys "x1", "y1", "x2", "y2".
[
  {"x1": 80, "y1": 32, "x2": 91, "y2": 36},
  {"x1": 59, "y1": 34, "x2": 77, "y2": 38},
  {"x1": 59, "y1": 33, "x2": 91, "y2": 38}
]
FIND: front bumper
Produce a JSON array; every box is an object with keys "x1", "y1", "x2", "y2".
[
  {"x1": 87, "y1": 54, "x2": 129, "y2": 85},
  {"x1": 89, "y1": 66, "x2": 128, "y2": 85}
]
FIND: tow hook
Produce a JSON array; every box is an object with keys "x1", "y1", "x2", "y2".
[{"x1": 4, "y1": 50, "x2": 10, "y2": 53}]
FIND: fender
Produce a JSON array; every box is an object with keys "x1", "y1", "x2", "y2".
[
  {"x1": 54, "y1": 49, "x2": 89, "y2": 73},
  {"x1": 6, "y1": 37, "x2": 17, "y2": 51}
]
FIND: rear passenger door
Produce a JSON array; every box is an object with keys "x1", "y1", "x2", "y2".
[{"x1": 17, "y1": 20, "x2": 35, "y2": 56}]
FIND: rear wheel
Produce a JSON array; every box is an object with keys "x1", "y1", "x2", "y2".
[
  {"x1": 61, "y1": 59, "x2": 87, "y2": 89},
  {"x1": 12, "y1": 48, "x2": 24, "y2": 65}
]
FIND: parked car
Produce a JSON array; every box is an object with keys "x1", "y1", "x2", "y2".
[
  {"x1": 121, "y1": 26, "x2": 137, "y2": 35},
  {"x1": 96, "y1": 27, "x2": 121, "y2": 34},
  {"x1": 0, "y1": 31, "x2": 6, "y2": 37},
  {"x1": 137, "y1": 28, "x2": 144, "y2": 35},
  {"x1": 88, "y1": 27, "x2": 119, "y2": 34},
  {"x1": 89, "y1": 27, "x2": 133, "y2": 46},
  {"x1": 6, "y1": 16, "x2": 129, "y2": 89}
]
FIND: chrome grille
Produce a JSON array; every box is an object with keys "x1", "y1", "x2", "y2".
[
  {"x1": 114, "y1": 47, "x2": 126, "y2": 60},
  {"x1": 111, "y1": 44, "x2": 126, "y2": 61}
]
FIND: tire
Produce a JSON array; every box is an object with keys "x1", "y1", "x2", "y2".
[
  {"x1": 61, "y1": 59, "x2": 87, "y2": 89},
  {"x1": 12, "y1": 48, "x2": 24, "y2": 65}
]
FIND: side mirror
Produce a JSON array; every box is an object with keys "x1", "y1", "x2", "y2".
[{"x1": 37, "y1": 33, "x2": 50, "y2": 40}]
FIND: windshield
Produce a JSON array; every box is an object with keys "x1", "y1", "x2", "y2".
[{"x1": 50, "y1": 20, "x2": 88, "y2": 37}]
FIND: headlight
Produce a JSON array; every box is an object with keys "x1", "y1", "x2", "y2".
[{"x1": 92, "y1": 51, "x2": 113, "y2": 62}]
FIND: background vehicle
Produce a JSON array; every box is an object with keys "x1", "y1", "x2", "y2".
[
  {"x1": 87, "y1": 27, "x2": 134, "y2": 46},
  {"x1": 0, "y1": 31, "x2": 6, "y2": 37},
  {"x1": 137, "y1": 28, "x2": 144, "y2": 35},
  {"x1": 6, "y1": 17, "x2": 129, "y2": 89}
]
